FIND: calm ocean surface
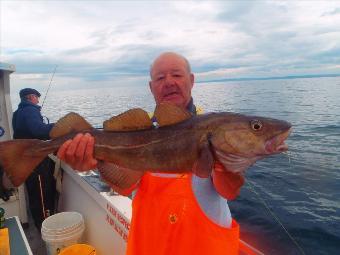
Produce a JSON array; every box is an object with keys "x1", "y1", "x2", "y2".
[{"x1": 12, "y1": 77, "x2": 340, "y2": 254}]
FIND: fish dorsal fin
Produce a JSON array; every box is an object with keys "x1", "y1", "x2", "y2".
[
  {"x1": 103, "y1": 108, "x2": 152, "y2": 131},
  {"x1": 154, "y1": 103, "x2": 192, "y2": 127},
  {"x1": 50, "y1": 112, "x2": 93, "y2": 139}
]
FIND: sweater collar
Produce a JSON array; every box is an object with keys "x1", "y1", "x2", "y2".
[
  {"x1": 186, "y1": 97, "x2": 197, "y2": 116},
  {"x1": 18, "y1": 99, "x2": 41, "y2": 110}
]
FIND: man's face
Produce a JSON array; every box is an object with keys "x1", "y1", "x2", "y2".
[
  {"x1": 149, "y1": 53, "x2": 194, "y2": 109},
  {"x1": 28, "y1": 94, "x2": 39, "y2": 105}
]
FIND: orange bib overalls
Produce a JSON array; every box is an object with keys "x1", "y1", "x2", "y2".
[{"x1": 126, "y1": 172, "x2": 239, "y2": 255}]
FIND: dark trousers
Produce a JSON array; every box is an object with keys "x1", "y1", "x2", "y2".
[
  {"x1": 25, "y1": 157, "x2": 57, "y2": 230},
  {"x1": 0, "y1": 165, "x2": 11, "y2": 201}
]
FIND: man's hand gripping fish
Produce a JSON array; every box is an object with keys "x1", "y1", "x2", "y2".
[{"x1": 0, "y1": 103, "x2": 291, "y2": 199}]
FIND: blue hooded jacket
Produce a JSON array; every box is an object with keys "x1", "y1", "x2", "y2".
[{"x1": 12, "y1": 100, "x2": 54, "y2": 140}]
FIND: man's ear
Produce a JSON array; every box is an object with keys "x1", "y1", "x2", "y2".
[
  {"x1": 27, "y1": 95, "x2": 34, "y2": 102},
  {"x1": 149, "y1": 81, "x2": 154, "y2": 94},
  {"x1": 190, "y1": 73, "x2": 195, "y2": 89}
]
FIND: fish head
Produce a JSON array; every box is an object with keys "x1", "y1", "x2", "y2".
[{"x1": 210, "y1": 113, "x2": 292, "y2": 174}]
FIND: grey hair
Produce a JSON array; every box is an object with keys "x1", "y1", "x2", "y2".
[{"x1": 149, "y1": 52, "x2": 192, "y2": 78}]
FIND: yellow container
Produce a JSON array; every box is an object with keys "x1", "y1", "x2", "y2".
[
  {"x1": 59, "y1": 244, "x2": 96, "y2": 255},
  {"x1": 0, "y1": 228, "x2": 10, "y2": 255}
]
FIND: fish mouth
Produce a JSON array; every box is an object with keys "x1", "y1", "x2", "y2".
[{"x1": 265, "y1": 128, "x2": 292, "y2": 154}]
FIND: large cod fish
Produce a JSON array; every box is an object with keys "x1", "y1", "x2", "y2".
[{"x1": 0, "y1": 104, "x2": 291, "y2": 199}]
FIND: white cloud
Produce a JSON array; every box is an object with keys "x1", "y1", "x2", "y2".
[{"x1": 1, "y1": 0, "x2": 340, "y2": 91}]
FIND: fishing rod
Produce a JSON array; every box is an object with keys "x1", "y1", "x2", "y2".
[
  {"x1": 41, "y1": 65, "x2": 58, "y2": 109},
  {"x1": 246, "y1": 180, "x2": 306, "y2": 255}
]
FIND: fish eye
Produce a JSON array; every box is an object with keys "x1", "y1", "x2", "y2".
[{"x1": 250, "y1": 120, "x2": 263, "y2": 131}]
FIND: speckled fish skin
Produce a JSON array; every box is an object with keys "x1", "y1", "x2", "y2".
[{"x1": 0, "y1": 111, "x2": 291, "y2": 190}]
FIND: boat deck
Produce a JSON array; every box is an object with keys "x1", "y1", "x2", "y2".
[
  {"x1": 23, "y1": 211, "x2": 47, "y2": 255},
  {"x1": 22, "y1": 172, "x2": 109, "y2": 255}
]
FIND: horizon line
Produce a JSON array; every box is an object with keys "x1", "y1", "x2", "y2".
[{"x1": 197, "y1": 73, "x2": 340, "y2": 83}]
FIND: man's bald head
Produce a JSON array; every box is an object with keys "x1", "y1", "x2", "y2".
[{"x1": 150, "y1": 52, "x2": 191, "y2": 77}]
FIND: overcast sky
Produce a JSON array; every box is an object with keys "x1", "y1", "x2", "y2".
[{"x1": 1, "y1": 0, "x2": 340, "y2": 92}]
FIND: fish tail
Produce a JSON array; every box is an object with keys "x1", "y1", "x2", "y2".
[{"x1": 0, "y1": 139, "x2": 47, "y2": 187}]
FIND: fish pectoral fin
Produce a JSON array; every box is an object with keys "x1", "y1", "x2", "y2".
[
  {"x1": 50, "y1": 112, "x2": 93, "y2": 139},
  {"x1": 154, "y1": 103, "x2": 192, "y2": 127},
  {"x1": 212, "y1": 163, "x2": 245, "y2": 200},
  {"x1": 103, "y1": 108, "x2": 152, "y2": 131},
  {"x1": 193, "y1": 139, "x2": 214, "y2": 178},
  {"x1": 97, "y1": 161, "x2": 143, "y2": 196}
]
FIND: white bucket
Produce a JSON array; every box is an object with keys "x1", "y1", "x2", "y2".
[{"x1": 41, "y1": 212, "x2": 85, "y2": 255}]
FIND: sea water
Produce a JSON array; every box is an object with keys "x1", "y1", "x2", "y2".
[{"x1": 13, "y1": 76, "x2": 340, "y2": 255}]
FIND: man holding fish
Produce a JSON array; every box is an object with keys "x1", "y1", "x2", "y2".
[
  {"x1": 56, "y1": 52, "x2": 290, "y2": 255},
  {"x1": 0, "y1": 52, "x2": 290, "y2": 254}
]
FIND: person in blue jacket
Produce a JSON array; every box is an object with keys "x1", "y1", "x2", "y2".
[{"x1": 12, "y1": 88, "x2": 57, "y2": 230}]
